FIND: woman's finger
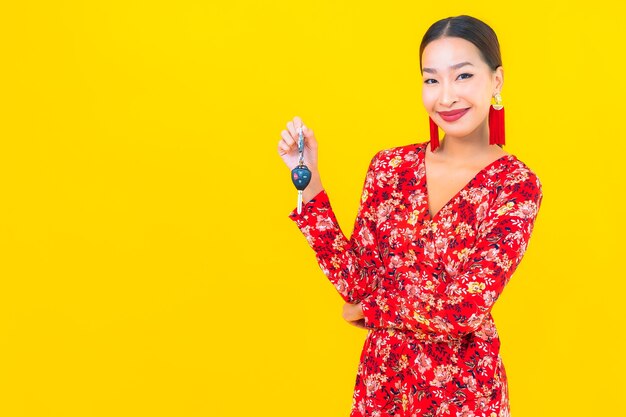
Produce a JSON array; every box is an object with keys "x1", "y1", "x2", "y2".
[
  {"x1": 277, "y1": 138, "x2": 291, "y2": 155},
  {"x1": 301, "y1": 125, "x2": 317, "y2": 149},
  {"x1": 281, "y1": 130, "x2": 296, "y2": 148},
  {"x1": 347, "y1": 318, "x2": 367, "y2": 329},
  {"x1": 293, "y1": 116, "x2": 303, "y2": 133},
  {"x1": 286, "y1": 120, "x2": 297, "y2": 141}
]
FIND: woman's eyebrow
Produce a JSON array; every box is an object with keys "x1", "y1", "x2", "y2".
[{"x1": 422, "y1": 61, "x2": 474, "y2": 74}]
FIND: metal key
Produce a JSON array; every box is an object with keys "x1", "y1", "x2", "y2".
[{"x1": 291, "y1": 126, "x2": 312, "y2": 214}]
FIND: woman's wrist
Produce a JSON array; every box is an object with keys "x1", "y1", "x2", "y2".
[{"x1": 302, "y1": 172, "x2": 323, "y2": 204}]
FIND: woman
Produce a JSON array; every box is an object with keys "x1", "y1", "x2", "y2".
[{"x1": 277, "y1": 15, "x2": 543, "y2": 417}]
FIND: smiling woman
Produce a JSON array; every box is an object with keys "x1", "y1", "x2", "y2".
[
  {"x1": 420, "y1": 16, "x2": 506, "y2": 153},
  {"x1": 279, "y1": 14, "x2": 543, "y2": 417}
]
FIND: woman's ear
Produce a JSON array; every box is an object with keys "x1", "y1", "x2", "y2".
[{"x1": 494, "y1": 66, "x2": 504, "y2": 92}]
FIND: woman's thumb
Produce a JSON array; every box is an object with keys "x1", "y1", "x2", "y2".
[
  {"x1": 302, "y1": 124, "x2": 315, "y2": 138},
  {"x1": 302, "y1": 125, "x2": 317, "y2": 147}
]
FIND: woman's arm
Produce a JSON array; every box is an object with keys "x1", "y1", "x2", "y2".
[
  {"x1": 289, "y1": 152, "x2": 386, "y2": 304},
  {"x1": 360, "y1": 173, "x2": 544, "y2": 341}
]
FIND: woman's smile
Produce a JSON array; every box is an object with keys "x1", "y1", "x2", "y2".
[{"x1": 438, "y1": 107, "x2": 470, "y2": 122}]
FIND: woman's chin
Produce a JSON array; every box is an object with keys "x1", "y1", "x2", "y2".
[{"x1": 439, "y1": 124, "x2": 481, "y2": 139}]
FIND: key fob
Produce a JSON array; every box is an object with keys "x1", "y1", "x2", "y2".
[{"x1": 291, "y1": 164, "x2": 311, "y2": 191}]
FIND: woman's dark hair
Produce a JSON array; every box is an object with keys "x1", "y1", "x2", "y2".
[{"x1": 419, "y1": 15, "x2": 502, "y2": 73}]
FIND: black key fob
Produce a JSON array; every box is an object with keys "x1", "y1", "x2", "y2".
[{"x1": 291, "y1": 164, "x2": 311, "y2": 191}]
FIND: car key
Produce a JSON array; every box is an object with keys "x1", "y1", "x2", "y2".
[{"x1": 291, "y1": 126, "x2": 312, "y2": 214}]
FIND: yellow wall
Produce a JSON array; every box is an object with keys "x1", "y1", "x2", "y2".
[{"x1": 0, "y1": 1, "x2": 624, "y2": 416}]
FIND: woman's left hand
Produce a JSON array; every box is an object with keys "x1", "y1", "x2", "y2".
[{"x1": 343, "y1": 302, "x2": 366, "y2": 329}]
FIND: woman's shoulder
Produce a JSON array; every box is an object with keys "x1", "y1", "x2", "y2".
[
  {"x1": 498, "y1": 154, "x2": 543, "y2": 204},
  {"x1": 370, "y1": 140, "x2": 429, "y2": 169},
  {"x1": 376, "y1": 140, "x2": 429, "y2": 158},
  {"x1": 506, "y1": 154, "x2": 542, "y2": 186}
]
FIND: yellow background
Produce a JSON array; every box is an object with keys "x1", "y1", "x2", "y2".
[{"x1": 1, "y1": 1, "x2": 624, "y2": 416}]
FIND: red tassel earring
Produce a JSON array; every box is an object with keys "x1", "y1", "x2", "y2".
[
  {"x1": 429, "y1": 116, "x2": 440, "y2": 151},
  {"x1": 489, "y1": 92, "x2": 505, "y2": 147}
]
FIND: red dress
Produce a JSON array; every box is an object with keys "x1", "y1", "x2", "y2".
[{"x1": 288, "y1": 140, "x2": 544, "y2": 417}]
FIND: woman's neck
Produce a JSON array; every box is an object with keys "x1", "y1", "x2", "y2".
[{"x1": 430, "y1": 123, "x2": 507, "y2": 161}]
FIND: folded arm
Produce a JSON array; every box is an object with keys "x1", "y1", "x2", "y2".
[{"x1": 361, "y1": 173, "x2": 544, "y2": 340}]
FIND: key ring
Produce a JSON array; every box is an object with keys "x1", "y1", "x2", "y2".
[
  {"x1": 291, "y1": 126, "x2": 312, "y2": 214},
  {"x1": 298, "y1": 127, "x2": 305, "y2": 165}
]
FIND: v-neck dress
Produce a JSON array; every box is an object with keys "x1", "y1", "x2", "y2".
[{"x1": 288, "y1": 139, "x2": 543, "y2": 417}]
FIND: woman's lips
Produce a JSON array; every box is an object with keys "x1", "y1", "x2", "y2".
[{"x1": 438, "y1": 108, "x2": 470, "y2": 122}]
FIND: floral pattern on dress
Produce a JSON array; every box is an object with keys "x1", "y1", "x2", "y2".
[{"x1": 289, "y1": 140, "x2": 543, "y2": 417}]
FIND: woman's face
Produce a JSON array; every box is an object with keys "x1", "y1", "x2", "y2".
[{"x1": 421, "y1": 36, "x2": 503, "y2": 140}]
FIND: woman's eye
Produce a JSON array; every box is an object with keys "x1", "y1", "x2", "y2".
[{"x1": 424, "y1": 74, "x2": 472, "y2": 84}]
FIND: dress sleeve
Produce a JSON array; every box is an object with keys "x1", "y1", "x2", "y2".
[
  {"x1": 288, "y1": 151, "x2": 385, "y2": 304},
  {"x1": 361, "y1": 172, "x2": 544, "y2": 340}
]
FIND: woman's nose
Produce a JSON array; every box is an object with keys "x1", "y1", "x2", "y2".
[{"x1": 439, "y1": 83, "x2": 457, "y2": 107}]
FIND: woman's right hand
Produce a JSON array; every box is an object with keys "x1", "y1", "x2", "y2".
[
  {"x1": 343, "y1": 302, "x2": 367, "y2": 330},
  {"x1": 277, "y1": 116, "x2": 319, "y2": 172},
  {"x1": 278, "y1": 116, "x2": 324, "y2": 205}
]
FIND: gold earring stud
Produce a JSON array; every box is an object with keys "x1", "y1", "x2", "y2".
[{"x1": 492, "y1": 93, "x2": 503, "y2": 110}]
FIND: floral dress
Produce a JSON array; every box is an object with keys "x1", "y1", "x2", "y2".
[{"x1": 288, "y1": 139, "x2": 544, "y2": 417}]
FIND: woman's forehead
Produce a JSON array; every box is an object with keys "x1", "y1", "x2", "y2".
[{"x1": 422, "y1": 37, "x2": 483, "y2": 69}]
